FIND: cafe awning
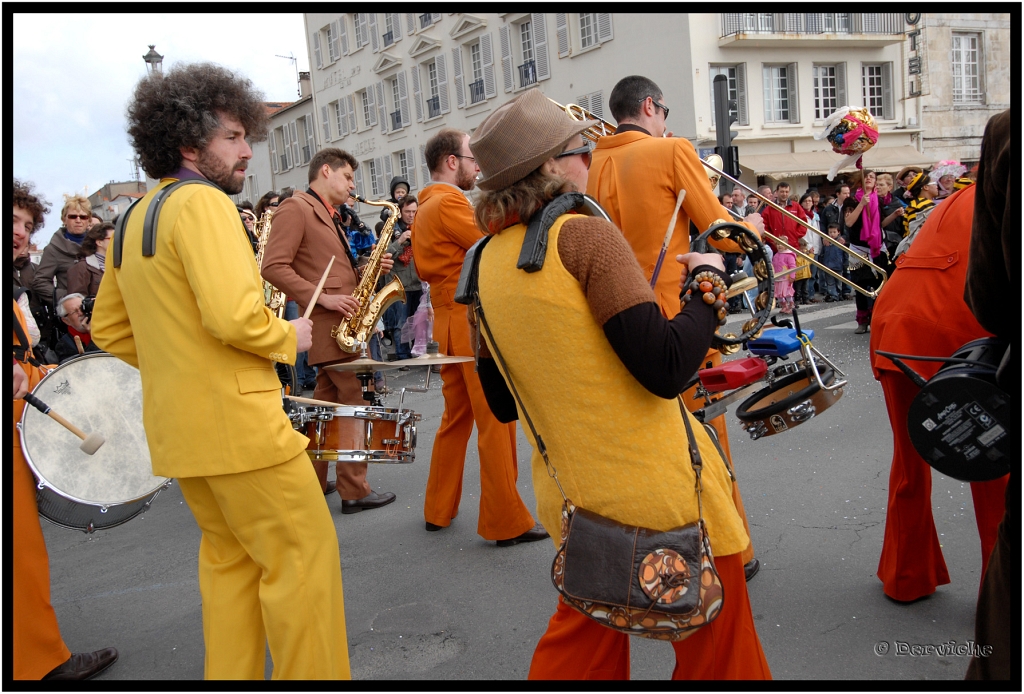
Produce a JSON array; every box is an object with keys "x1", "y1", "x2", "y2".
[{"x1": 738, "y1": 145, "x2": 934, "y2": 178}]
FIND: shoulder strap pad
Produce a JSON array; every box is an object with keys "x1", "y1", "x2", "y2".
[
  {"x1": 454, "y1": 235, "x2": 493, "y2": 306},
  {"x1": 112, "y1": 195, "x2": 145, "y2": 268},
  {"x1": 516, "y1": 193, "x2": 611, "y2": 273},
  {"x1": 142, "y1": 179, "x2": 222, "y2": 257}
]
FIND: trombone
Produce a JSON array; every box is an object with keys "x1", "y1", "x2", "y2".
[{"x1": 549, "y1": 99, "x2": 889, "y2": 299}]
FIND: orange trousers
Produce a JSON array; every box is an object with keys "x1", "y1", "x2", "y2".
[
  {"x1": 877, "y1": 371, "x2": 1008, "y2": 601},
  {"x1": 315, "y1": 367, "x2": 372, "y2": 501},
  {"x1": 423, "y1": 361, "x2": 536, "y2": 541},
  {"x1": 528, "y1": 553, "x2": 771, "y2": 680},
  {"x1": 683, "y1": 350, "x2": 755, "y2": 565},
  {"x1": 13, "y1": 394, "x2": 72, "y2": 680}
]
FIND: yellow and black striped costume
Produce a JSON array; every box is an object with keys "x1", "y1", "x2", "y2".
[{"x1": 902, "y1": 196, "x2": 936, "y2": 237}]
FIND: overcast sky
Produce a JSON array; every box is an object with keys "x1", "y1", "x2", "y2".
[{"x1": 13, "y1": 13, "x2": 310, "y2": 243}]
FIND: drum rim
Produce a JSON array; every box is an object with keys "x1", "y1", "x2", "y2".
[
  {"x1": 18, "y1": 353, "x2": 170, "y2": 507},
  {"x1": 736, "y1": 366, "x2": 837, "y2": 422},
  {"x1": 297, "y1": 403, "x2": 422, "y2": 421}
]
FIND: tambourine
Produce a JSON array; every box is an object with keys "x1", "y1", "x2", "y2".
[
  {"x1": 689, "y1": 221, "x2": 774, "y2": 350},
  {"x1": 736, "y1": 365, "x2": 844, "y2": 439}
]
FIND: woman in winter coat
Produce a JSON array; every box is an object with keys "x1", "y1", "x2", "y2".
[{"x1": 67, "y1": 222, "x2": 115, "y2": 298}]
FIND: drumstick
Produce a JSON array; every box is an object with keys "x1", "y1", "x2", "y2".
[
  {"x1": 304, "y1": 256, "x2": 336, "y2": 320},
  {"x1": 74, "y1": 336, "x2": 85, "y2": 354},
  {"x1": 650, "y1": 190, "x2": 687, "y2": 289},
  {"x1": 23, "y1": 393, "x2": 105, "y2": 455},
  {"x1": 285, "y1": 394, "x2": 344, "y2": 407}
]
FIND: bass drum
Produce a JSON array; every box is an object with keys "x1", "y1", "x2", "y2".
[{"x1": 17, "y1": 353, "x2": 170, "y2": 533}]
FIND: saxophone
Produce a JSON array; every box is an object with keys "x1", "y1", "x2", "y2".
[
  {"x1": 330, "y1": 194, "x2": 406, "y2": 352},
  {"x1": 254, "y1": 209, "x2": 287, "y2": 318}
]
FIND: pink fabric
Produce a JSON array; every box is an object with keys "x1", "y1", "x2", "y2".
[
  {"x1": 854, "y1": 189, "x2": 883, "y2": 257},
  {"x1": 772, "y1": 251, "x2": 796, "y2": 299}
]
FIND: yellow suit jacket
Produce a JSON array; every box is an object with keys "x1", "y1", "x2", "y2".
[{"x1": 92, "y1": 177, "x2": 308, "y2": 478}]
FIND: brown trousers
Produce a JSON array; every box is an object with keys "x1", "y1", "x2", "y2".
[{"x1": 313, "y1": 367, "x2": 372, "y2": 501}]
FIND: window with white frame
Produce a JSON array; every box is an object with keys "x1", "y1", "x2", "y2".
[
  {"x1": 763, "y1": 65, "x2": 790, "y2": 123},
  {"x1": 361, "y1": 90, "x2": 373, "y2": 128},
  {"x1": 860, "y1": 63, "x2": 894, "y2": 119},
  {"x1": 469, "y1": 41, "x2": 484, "y2": 104},
  {"x1": 353, "y1": 13, "x2": 368, "y2": 49},
  {"x1": 812, "y1": 64, "x2": 846, "y2": 120},
  {"x1": 425, "y1": 60, "x2": 441, "y2": 119},
  {"x1": 579, "y1": 13, "x2": 597, "y2": 49},
  {"x1": 326, "y1": 23, "x2": 339, "y2": 63},
  {"x1": 275, "y1": 127, "x2": 292, "y2": 170},
  {"x1": 709, "y1": 64, "x2": 747, "y2": 126},
  {"x1": 741, "y1": 13, "x2": 774, "y2": 32},
  {"x1": 367, "y1": 159, "x2": 381, "y2": 196},
  {"x1": 520, "y1": 21, "x2": 534, "y2": 63},
  {"x1": 384, "y1": 13, "x2": 395, "y2": 47},
  {"x1": 397, "y1": 150, "x2": 409, "y2": 179},
  {"x1": 951, "y1": 32, "x2": 982, "y2": 103},
  {"x1": 333, "y1": 100, "x2": 346, "y2": 137},
  {"x1": 303, "y1": 115, "x2": 315, "y2": 164}
]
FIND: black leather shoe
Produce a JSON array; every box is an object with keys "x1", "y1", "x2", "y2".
[
  {"x1": 324, "y1": 481, "x2": 337, "y2": 496},
  {"x1": 425, "y1": 521, "x2": 444, "y2": 532},
  {"x1": 496, "y1": 524, "x2": 550, "y2": 547},
  {"x1": 341, "y1": 490, "x2": 396, "y2": 514},
  {"x1": 744, "y1": 558, "x2": 760, "y2": 582},
  {"x1": 43, "y1": 648, "x2": 119, "y2": 680}
]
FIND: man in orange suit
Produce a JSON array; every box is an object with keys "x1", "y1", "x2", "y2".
[
  {"x1": 13, "y1": 179, "x2": 118, "y2": 680},
  {"x1": 262, "y1": 148, "x2": 397, "y2": 513},
  {"x1": 587, "y1": 75, "x2": 764, "y2": 580},
  {"x1": 411, "y1": 128, "x2": 547, "y2": 546},
  {"x1": 870, "y1": 183, "x2": 1007, "y2": 603}
]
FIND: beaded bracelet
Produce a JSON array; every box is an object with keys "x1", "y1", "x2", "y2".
[{"x1": 681, "y1": 270, "x2": 729, "y2": 326}]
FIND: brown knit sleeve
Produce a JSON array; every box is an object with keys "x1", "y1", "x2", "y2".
[{"x1": 557, "y1": 216, "x2": 656, "y2": 326}]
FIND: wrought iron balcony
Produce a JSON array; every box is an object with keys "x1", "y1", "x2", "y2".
[
  {"x1": 518, "y1": 60, "x2": 537, "y2": 89},
  {"x1": 391, "y1": 110, "x2": 403, "y2": 130},
  {"x1": 721, "y1": 13, "x2": 904, "y2": 38},
  {"x1": 427, "y1": 96, "x2": 441, "y2": 119},
  {"x1": 420, "y1": 13, "x2": 432, "y2": 29},
  {"x1": 382, "y1": 31, "x2": 394, "y2": 47},
  {"x1": 469, "y1": 79, "x2": 485, "y2": 104}
]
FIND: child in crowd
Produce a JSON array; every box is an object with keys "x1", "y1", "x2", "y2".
[
  {"x1": 772, "y1": 239, "x2": 797, "y2": 314},
  {"x1": 819, "y1": 224, "x2": 846, "y2": 302},
  {"x1": 793, "y1": 238, "x2": 813, "y2": 305}
]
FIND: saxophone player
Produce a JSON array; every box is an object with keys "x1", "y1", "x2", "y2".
[{"x1": 262, "y1": 148, "x2": 397, "y2": 513}]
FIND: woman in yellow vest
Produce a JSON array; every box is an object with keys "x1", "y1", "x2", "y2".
[{"x1": 466, "y1": 89, "x2": 771, "y2": 680}]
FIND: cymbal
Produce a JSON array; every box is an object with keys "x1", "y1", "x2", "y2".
[
  {"x1": 323, "y1": 357, "x2": 404, "y2": 373},
  {"x1": 396, "y1": 353, "x2": 475, "y2": 366}
]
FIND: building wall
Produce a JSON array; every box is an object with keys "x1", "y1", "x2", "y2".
[{"x1": 914, "y1": 13, "x2": 1011, "y2": 164}]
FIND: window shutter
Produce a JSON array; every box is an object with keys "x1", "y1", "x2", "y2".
[
  {"x1": 369, "y1": 13, "x2": 379, "y2": 52},
  {"x1": 419, "y1": 144, "x2": 430, "y2": 185},
  {"x1": 397, "y1": 70, "x2": 411, "y2": 126},
  {"x1": 532, "y1": 13, "x2": 550, "y2": 81},
  {"x1": 313, "y1": 31, "x2": 323, "y2": 69},
  {"x1": 354, "y1": 164, "x2": 365, "y2": 198},
  {"x1": 321, "y1": 105, "x2": 331, "y2": 142},
  {"x1": 787, "y1": 62, "x2": 800, "y2": 123},
  {"x1": 392, "y1": 13, "x2": 402, "y2": 41},
  {"x1": 436, "y1": 53, "x2": 450, "y2": 114},
  {"x1": 431, "y1": 13, "x2": 441, "y2": 24},
  {"x1": 835, "y1": 62, "x2": 847, "y2": 110},
  {"x1": 376, "y1": 82, "x2": 388, "y2": 134},
  {"x1": 338, "y1": 98, "x2": 349, "y2": 136},
  {"x1": 806, "y1": 13, "x2": 822, "y2": 33},
  {"x1": 347, "y1": 94, "x2": 357, "y2": 133},
  {"x1": 499, "y1": 25, "x2": 513, "y2": 93},
  {"x1": 406, "y1": 13, "x2": 416, "y2": 35},
  {"x1": 589, "y1": 90, "x2": 604, "y2": 120},
  {"x1": 597, "y1": 13, "x2": 613, "y2": 43},
  {"x1": 735, "y1": 63, "x2": 748, "y2": 125},
  {"x1": 481, "y1": 33, "x2": 497, "y2": 98},
  {"x1": 289, "y1": 121, "x2": 300, "y2": 167},
  {"x1": 405, "y1": 147, "x2": 417, "y2": 188},
  {"x1": 452, "y1": 46, "x2": 465, "y2": 109},
  {"x1": 305, "y1": 114, "x2": 315, "y2": 156},
  {"x1": 365, "y1": 88, "x2": 377, "y2": 127},
  {"x1": 329, "y1": 21, "x2": 341, "y2": 62},
  {"x1": 270, "y1": 130, "x2": 278, "y2": 173},
  {"x1": 881, "y1": 62, "x2": 894, "y2": 120},
  {"x1": 785, "y1": 13, "x2": 802, "y2": 32},
  {"x1": 411, "y1": 64, "x2": 423, "y2": 122},
  {"x1": 556, "y1": 13, "x2": 569, "y2": 57},
  {"x1": 382, "y1": 155, "x2": 394, "y2": 193},
  {"x1": 576, "y1": 94, "x2": 590, "y2": 112},
  {"x1": 338, "y1": 15, "x2": 349, "y2": 55}
]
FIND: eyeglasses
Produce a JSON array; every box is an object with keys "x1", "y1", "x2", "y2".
[
  {"x1": 638, "y1": 96, "x2": 669, "y2": 120},
  {"x1": 269, "y1": 202, "x2": 279, "y2": 207},
  {"x1": 555, "y1": 144, "x2": 593, "y2": 168},
  {"x1": 66, "y1": 214, "x2": 90, "y2": 221},
  {"x1": 451, "y1": 154, "x2": 476, "y2": 163}
]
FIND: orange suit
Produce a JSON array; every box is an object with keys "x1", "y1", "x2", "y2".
[
  {"x1": 411, "y1": 183, "x2": 536, "y2": 540},
  {"x1": 588, "y1": 130, "x2": 755, "y2": 563},
  {"x1": 869, "y1": 185, "x2": 1008, "y2": 602},
  {"x1": 13, "y1": 300, "x2": 73, "y2": 679}
]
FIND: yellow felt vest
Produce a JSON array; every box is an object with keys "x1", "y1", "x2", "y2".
[{"x1": 477, "y1": 214, "x2": 748, "y2": 556}]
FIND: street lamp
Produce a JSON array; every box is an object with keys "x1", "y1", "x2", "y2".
[{"x1": 143, "y1": 45, "x2": 164, "y2": 75}]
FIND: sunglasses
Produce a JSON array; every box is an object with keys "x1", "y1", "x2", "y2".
[
  {"x1": 66, "y1": 214, "x2": 90, "y2": 221},
  {"x1": 638, "y1": 96, "x2": 669, "y2": 119},
  {"x1": 555, "y1": 144, "x2": 592, "y2": 167},
  {"x1": 269, "y1": 202, "x2": 279, "y2": 207}
]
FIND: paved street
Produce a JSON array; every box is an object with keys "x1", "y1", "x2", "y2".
[{"x1": 42, "y1": 300, "x2": 991, "y2": 681}]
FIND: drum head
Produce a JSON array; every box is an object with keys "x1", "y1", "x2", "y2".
[{"x1": 20, "y1": 354, "x2": 166, "y2": 505}]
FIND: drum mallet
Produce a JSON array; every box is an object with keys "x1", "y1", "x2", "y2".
[
  {"x1": 304, "y1": 255, "x2": 336, "y2": 320},
  {"x1": 22, "y1": 393, "x2": 105, "y2": 454}
]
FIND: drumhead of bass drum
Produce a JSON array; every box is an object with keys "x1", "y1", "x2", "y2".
[{"x1": 19, "y1": 353, "x2": 167, "y2": 505}]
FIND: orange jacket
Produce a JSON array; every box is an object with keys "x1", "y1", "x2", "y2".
[
  {"x1": 587, "y1": 130, "x2": 750, "y2": 318},
  {"x1": 411, "y1": 183, "x2": 482, "y2": 356},
  {"x1": 870, "y1": 185, "x2": 991, "y2": 380}
]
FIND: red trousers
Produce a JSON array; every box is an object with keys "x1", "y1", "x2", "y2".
[
  {"x1": 528, "y1": 553, "x2": 771, "y2": 680},
  {"x1": 876, "y1": 371, "x2": 1008, "y2": 601},
  {"x1": 314, "y1": 367, "x2": 372, "y2": 500},
  {"x1": 423, "y1": 361, "x2": 535, "y2": 541}
]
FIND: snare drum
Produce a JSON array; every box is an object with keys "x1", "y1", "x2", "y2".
[
  {"x1": 291, "y1": 404, "x2": 420, "y2": 464},
  {"x1": 17, "y1": 353, "x2": 170, "y2": 533}
]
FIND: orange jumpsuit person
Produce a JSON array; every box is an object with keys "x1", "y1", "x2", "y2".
[
  {"x1": 412, "y1": 128, "x2": 545, "y2": 546},
  {"x1": 869, "y1": 183, "x2": 1007, "y2": 602}
]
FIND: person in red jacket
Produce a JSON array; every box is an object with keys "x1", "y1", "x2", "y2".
[{"x1": 760, "y1": 181, "x2": 808, "y2": 251}]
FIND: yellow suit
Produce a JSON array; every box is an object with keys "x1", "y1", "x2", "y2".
[{"x1": 93, "y1": 177, "x2": 350, "y2": 679}]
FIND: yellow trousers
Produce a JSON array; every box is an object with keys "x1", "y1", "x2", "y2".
[{"x1": 177, "y1": 452, "x2": 350, "y2": 680}]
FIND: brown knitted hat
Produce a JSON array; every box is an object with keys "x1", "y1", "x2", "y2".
[{"x1": 470, "y1": 88, "x2": 596, "y2": 191}]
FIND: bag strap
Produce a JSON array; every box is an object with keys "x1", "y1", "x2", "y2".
[{"x1": 12, "y1": 305, "x2": 40, "y2": 367}]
